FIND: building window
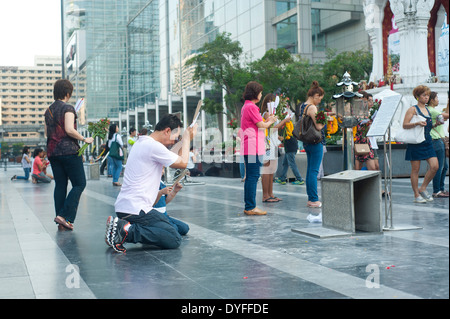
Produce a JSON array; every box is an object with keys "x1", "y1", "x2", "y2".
[
  {"x1": 276, "y1": 15, "x2": 298, "y2": 54},
  {"x1": 275, "y1": 0, "x2": 296, "y2": 16}
]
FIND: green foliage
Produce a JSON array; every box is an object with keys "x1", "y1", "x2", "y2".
[{"x1": 186, "y1": 33, "x2": 373, "y2": 122}]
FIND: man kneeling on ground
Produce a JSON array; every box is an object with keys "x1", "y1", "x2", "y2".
[{"x1": 105, "y1": 114, "x2": 197, "y2": 253}]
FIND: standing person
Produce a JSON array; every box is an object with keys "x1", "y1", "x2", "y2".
[
  {"x1": 31, "y1": 148, "x2": 52, "y2": 183},
  {"x1": 127, "y1": 127, "x2": 137, "y2": 153},
  {"x1": 105, "y1": 114, "x2": 197, "y2": 253},
  {"x1": 260, "y1": 93, "x2": 291, "y2": 202},
  {"x1": 276, "y1": 133, "x2": 304, "y2": 185},
  {"x1": 11, "y1": 147, "x2": 32, "y2": 181},
  {"x1": 361, "y1": 91, "x2": 380, "y2": 170},
  {"x1": 107, "y1": 124, "x2": 124, "y2": 186},
  {"x1": 300, "y1": 81, "x2": 325, "y2": 208},
  {"x1": 428, "y1": 91, "x2": 449, "y2": 198},
  {"x1": 44, "y1": 79, "x2": 93, "y2": 230},
  {"x1": 240, "y1": 82, "x2": 276, "y2": 215},
  {"x1": 403, "y1": 85, "x2": 438, "y2": 203}
]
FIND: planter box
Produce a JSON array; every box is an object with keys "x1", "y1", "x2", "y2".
[{"x1": 200, "y1": 143, "x2": 447, "y2": 178}]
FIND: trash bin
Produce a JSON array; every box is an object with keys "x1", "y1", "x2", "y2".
[
  {"x1": 321, "y1": 170, "x2": 382, "y2": 234},
  {"x1": 84, "y1": 162, "x2": 100, "y2": 180}
]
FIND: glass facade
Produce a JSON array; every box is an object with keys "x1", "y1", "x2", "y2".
[
  {"x1": 62, "y1": 0, "x2": 366, "y2": 123},
  {"x1": 159, "y1": 0, "x2": 267, "y2": 99},
  {"x1": 277, "y1": 15, "x2": 298, "y2": 54},
  {"x1": 127, "y1": 0, "x2": 160, "y2": 111},
  {"x1": 311, "y1": 0, "x2": 325, "y2": 52},
  {"x1": 63, "y1": 0, "x2": 147, "y2": 120},
  {"x1": 275, "y1": 0, "x2": 296, "y2": 16}
]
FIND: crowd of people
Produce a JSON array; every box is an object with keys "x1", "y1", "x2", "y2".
[{"x1": 7, "y1": 78, "x2": 449, "y2": 253}]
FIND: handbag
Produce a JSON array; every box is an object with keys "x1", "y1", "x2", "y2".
[
  {"x1": 109, "y1": 134, "x2": 124, "y2": 160},
  {"x1": 354, "y1": 143, "x2": 370, "y2": 156},
  {"x1": 393, "y1": 114, "x2": 426, "y2": 144},
  {"x1": 293, "y1": 105, "x2": 322, "y2": 144}
]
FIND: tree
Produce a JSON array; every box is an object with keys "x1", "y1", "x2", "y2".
[
  {"x1": 322, "y1": 48, "x2": 373, "y2": 95},
  {"x1": 250, "y1": 48, "x2": 294, "y2": 96},
  {"x1": 185, "y1": 32, "x2": 252, "y2": 121}
]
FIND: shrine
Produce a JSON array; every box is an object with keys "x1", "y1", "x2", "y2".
[{"x1": 363, "y1": 0, "x2": 449, "y2": 134}]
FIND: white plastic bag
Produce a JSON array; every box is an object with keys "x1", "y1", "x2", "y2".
[
  {"x1": 307, "y1": 213, "x2": 322, "y2": 223},
  {"x1": 393, "y1": 114, "x2": 426, "y2": 144}
]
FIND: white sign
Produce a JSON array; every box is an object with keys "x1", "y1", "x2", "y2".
[{"x1": 367, "y1": 92, "x2": 402, "y2": 137}]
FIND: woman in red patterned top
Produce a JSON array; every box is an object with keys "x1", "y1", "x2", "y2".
[{"x1": 44, "y1": 79, "x2": 93, "y2": 230}]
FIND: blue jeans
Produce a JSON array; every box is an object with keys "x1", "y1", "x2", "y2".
[
  {"x1": 243, "y1": 155, "x2": 262, "y2": 211},
  {"x1": 16, "y1": 167, "x2": 30, "y2": 180},
  {"x1": 432, "y1": 139, "x2": 449, "y2": 193},
  {"x1": 164, "y1": 213, "x2": 190, "y2": 236},
  {"x1": 118, "y1": 210, "x2": 182, "y2": 249},
  {"x1": 109, "y1": 156, "x2": 123, "y2": 183},
  {"x1": 279, "y1": 152, "x2": 303, "y2": 182},
  {"x1": 304, "y1": 143, "x2": 324, "y2": 202},
  {"x1": 49, "y1": 154, "x2": 86, "y2": 223}
]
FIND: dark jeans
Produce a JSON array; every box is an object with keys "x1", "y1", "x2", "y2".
[
  {"x1": 49, "y1": 154, "x2": 86, "y2": 223},
  {"x1": 279, "y1": 152, "x2": 303, "y2": 181},
  {"x1": 164, "y1": 212, "x2": 190, "y2": 236},
  {"x1": 117, "y1": 210, "x2": 182, "y2": 249},
  {"x1": 243, "y1": 154, "x2": 262, "y2": 211},
  {"x1": 432, "y1": 139, "x2": 449, "y2": 193}
]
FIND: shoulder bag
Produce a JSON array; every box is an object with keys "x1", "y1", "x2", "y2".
[
  {"x1": 109, "y1": 134, "x2": 124, "y2": 161},
  {"x1": 393, "y1": 114, "x2": 426, "y2": 144},
  {"x1": 293, "y1": 105, "x2": 322, "y2": 144}
]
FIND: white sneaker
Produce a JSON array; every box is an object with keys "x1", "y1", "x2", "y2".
[
  {"x1": 414, "y1": 196, "x2": 427, "y2": 203},
  {"x1": 419, "y1": 190, "x2": 434, "y2": 202}
]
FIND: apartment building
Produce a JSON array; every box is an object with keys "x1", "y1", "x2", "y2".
[{"x1": 0, "y1": 56, "x2": 61, "y2": 146}]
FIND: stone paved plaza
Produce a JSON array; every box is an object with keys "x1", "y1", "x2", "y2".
[{"x1": 0, "y1": 164, "x2": 448, "y2": 301}]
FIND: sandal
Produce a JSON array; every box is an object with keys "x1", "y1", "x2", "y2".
[
  {"x1": 11, "y1": 175, "x2": 17, "y2": 181},
  {"x1": 271, "y1": 197, "x2": 282, "y2": 201},
  {"x1": 263, "y1": 197, "x2": 278, "y2": 203},
  {"x1": 113, "y1": 182, "x2": 122, "y2": 186},
  {"x1": 433, "y1": 191, "x2": 449, "y2": 198},
  {"x1": 54, "y1": 216, "x2": 74, "y2": 230}
]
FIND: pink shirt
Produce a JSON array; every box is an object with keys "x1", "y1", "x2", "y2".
[
  {"x1": 33, "y1": 157, "x2": 43, "y2": 175},
  {"x1": 240, "y1": 100, "x2": 264, "y2": 156}
]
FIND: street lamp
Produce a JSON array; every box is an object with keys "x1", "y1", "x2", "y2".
[{"x1": 332, "y1": 72, "x2": 369, "y2": 170}]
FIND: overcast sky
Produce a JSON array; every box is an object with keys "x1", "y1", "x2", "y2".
[{"x1": 0, "y1": 0, "x2": 61, "y2": 67}]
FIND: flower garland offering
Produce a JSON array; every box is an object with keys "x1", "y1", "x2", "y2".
[
  {"x1": 284, "y1": 120, "x2": 294, "y2": 140},
  {"x1": 78, "y1": 118, "x2": 110, "y2": 156}
]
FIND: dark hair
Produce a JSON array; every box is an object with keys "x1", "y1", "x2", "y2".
[
  {"x1": 33, "y1": 148, "x2": 43, "y2": 158},
  {"x1": 108, "y1": 124, "x2": 118, "y2": 140},
  {"x1": 53, "y1": 79, "x2": 73, "y2": 100},
  {"x1": 22, "y1": 146, "x2": 30, "y2": 154},
  {"x1": 155, "y1": 114, "x2": 183, "y2": 132},
  {"x1": 429, "y1": 91, "x2": 438, "y2": 102},
  {"x1": 129, "y1": 127, "x2": 136, "y2": 135},
  {"x1": 361, "y1": 91, "x2": 373, "y2": 99},
  {"x1": 307, "y1": 81, "x2": 324, "y2": 98},
  {"x1": 242, "y1": 81, "x2": 263, "y2": 101},
  {"x1": 260, "y1": 93, "x2": 276, "y2": 113}
]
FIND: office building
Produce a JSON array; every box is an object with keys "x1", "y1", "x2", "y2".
[{"x1": 0, "y1": 56, "x2": 61, "y2": 147}]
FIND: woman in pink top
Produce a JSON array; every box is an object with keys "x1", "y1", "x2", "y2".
[{"x1": 240, "y1": 81, "x2": 276, "y2": 215}]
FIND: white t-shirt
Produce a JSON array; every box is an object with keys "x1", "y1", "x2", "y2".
[
  {"x1": 114, "y1": 136, "x2": 179, "y2": 215},
  {"x1": 187, "y1": 151, "x2": 195, "y2": 169}
]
